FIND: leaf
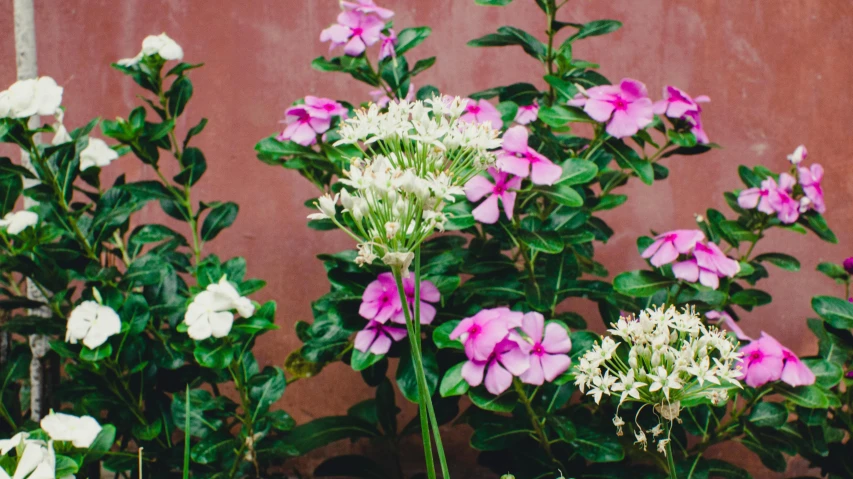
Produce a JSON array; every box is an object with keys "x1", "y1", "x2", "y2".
[
  {"x1": 556, "y1": 158, "x2": 598, "y2": 186},
  {"x1": 191, "y1": 432, "x2": 235, "y2": 465},
  {"x1": 812, "y1": 296, "x2": 853, "y2": 329},
  {"x1": 705, "y1": 459, "x2": 752, "y2": 479},
  {"x1": 517, "y1": 230, "x2": 564, "y2": 254},
  {"x1": 803, "y1": 213, "x2": 837, "y2": 243},
  {"x1": 754, "y1": 253, "x2": 800, "y2": 272},
  {"x1": 468, "y1": 26, "x2": 547, "y2": 59},
  {"x1": 200, "y1": 202, "x2": 238, "y2": 242},
  {"x1": 802, "y1": 358, "x2": 842, "y2": 389},
  {"x1": 541, "y1": 184, "x2": 583, "y2": 207},
  {"x1": 816, "y1": 262, "x2": 848, "y2": 281},
  {"x1": 568, "y1": 19, "x2": 623, "y2": 41},
  {"x1": 613, "y1": 271, "x2": 673, "y2": 297},
  {"x1": 537, "y1": 105, "x2": 592, "y2": 127},
  {"x1": 747, "y1": 402, "x2": 788, "y2": 428},
  {"x1": 730, "y1": 289, "x2": 772, "y2": 308},
  {"x1": 475, "y1": 0, "x2": 513, "y2": 4},
  {"x1": 571, "y1": 423, "x2": 625, "y2": 462},
  {"x1": 443, "y1": 200, "x2": 475, "y2": 231},
  {"x1": 80, "y1": 344, "x2": 112, "y2": 362},
  {"x1": 249, "y1": 366, "x2": 286, "y2": 420},
  {"x1": 468, "y1": 387, "x2": 517, "y2": 412},
  {"x1": 439, "y1": 362, "x2": 470, "y2": 397},
  {"x1": 774, "y1": 383, "x2": 833, "y2": 408},
  {"x1": 193, "y1": 342, "x2": 235, "y2": 369},
  {"x1": 470, "y1": 423, "x2": 530, "y2": 451},
  {"x1": 433, "y1": 320, "x2": 462, "y2": 350},
  {"x1": 118, "y1": 181, "x2": 173, "y2": 202},
  {"x1": 84, "y1": 425, "x2": 116, "y2": 462},
  {"x1": 604, "y1": 140, "x2": 653, "y2": 185},
  {"x1": 314, "y1": 455, "x2": 387, "y2": 479},
  {"x1": 184, "y1": 117, "x2": 208, "y2": 148},
  {"x1": 396, "y1": 344, "x2": 439, "y2": 402},
  {"x1": 410, "y1": 57, "x2": 436, "y2": 77},
  {"x1": 351, "y1": 348, "x2": 384, "y2": 372},
  {"x1": 287, "y1": 416, "x2": 379, "y2": 455},
  {"x1": 395, "y1": 27, "x2": 431, "y2": 56},
  {"x1": 167, "y1": 75, "x2": 193, "y2": 117},
  {"x1": 173, "y1": 147, "x2": 207, "y2": 186}
]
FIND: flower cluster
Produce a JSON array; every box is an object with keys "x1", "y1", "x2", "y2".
[
  {"x1": 738, "y1": 332, "x2": 815, "y2": 388},
  {"x1": 355, "y1": 272, "x2": 440, "y2": 354},
  {"x1": 570, "y1": 79, "x2": 709, "y2": 142},
  {"x1": 312, "y1": 97, "x2": 502, "y2": 271},
  {"x1": 278, "y1": 96, "x2": 348, "y2": 146},
  {"x1": 184, "y1": 276, "x2": 255, "y2": 340},
  {"x1": 642, "y1": 230, "x2": 740, "y2": 289},
  {"x1": 117, "y1": 32, "x2": 183, "y2": 67},
  {"x1": 65, "y1": 297, "x2": 121, "y2": 349},
  {"x1": 450, "y1": 309, "x2": 572, "y2": 395},
  {"x1": 0, "y1": 210, "x2": 38, "y2": 236},
  {"x1": 321, "y1": 0, "x2": 394, "y2": 58},
  {"x1": 0, "y1": 412, "x2": 102, "y2": 479},
  {"x1": 0, "y1": 76, "x2": 63, "y2": 119},
  {"x1": 575, "y1": 306, "x2": 741, "y2": 453},
  {"x1": 738, "y1": 145, "x2": 825, "y2": 223}
]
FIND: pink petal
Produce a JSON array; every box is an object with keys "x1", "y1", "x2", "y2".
[
  {"x1": 583, "y1": 98, "x2": 616, "y2": 123},
  {"x1": 541, "y1": 324, "x2": 572, "y2": 353},
  {"x1": 354, "y1": 328, "x2": 378, "y2": 353},
  {"x1": 738, "y1": 188, "x2": 761, "y2": 209},
  {"x1": 464, "y1": 175, "x2": 495, "y2": 202},
  {"x1": 496, "y1": 152, "x2": 531, "y2": 178},
  {"x1": 605, "y1": 109, "x2": 639, "y2": 139},
  {"x1": 499, "y1": 347, "x2": 531, "y2": 376},
  {"x1": 462, "y1": 360, "x2": 486, "y2": 387},
  {"x1": 743, "y1": 356, "x2": 784, "y2": 388},
  {"x1": 501, "y1": 126, "x2": 530, "y2": 154},
  {"x1": 672, "y1": 259, "x2": 699, "y2": 283},
  {"x1": 320, "y1": 24, "x2": 352, "y2": 44},
  {"x1": 641, "y1": 238, "x2": 665, "y2": 260},
  {"x1": 698, "y1": 268, "x2": 720, "y2": 289},
  {"x1": 521, "y1": 312, "x2": 544, "y2": 342},
  {"x1": 781, "y1": 358, "x2": 816, "y2": 386},
  {"x1": 499, "y1": 191, "x2": 517, "y2": 220},
  {"x1": 374, "y1": 302, "x2": 397, "y2": 324},
  {"x1": 529, "y1": 158, "x2": 563, "y2": 186},
  {"x1": 619, "y1": 78, "x2": 649, "y2": 101},
  {"x1": 343, "y1": 36, "x2": 367, "y2": 56},
  {"x1": 540, "y1": 353, "x2": 571, "y2": 382},
  {"x1": 362, "y1": 280, "x2": 386, "y2": 302},
  {"x1": 385, "y1": 325, "x2": 408, "y2": 341},
  {"x1": 449, "y1": 318, "x2": 473, "y2": 340},
  {"x1": 287, "y1": 122, "x2": 318, "y2": 146},
  {"x1": 472, "y1": 194, "x2": 501, "y2": 224},
  {"x1": 672, "y1": 230, "x2": 705, "y2": 253},
  {"x1": 369, "y1": 333, "x2": 392, "y2": 355},
  {"x1": 308, "y1": 116, "x2": 332, "y2": 134},
  {"x1": 484, "y1": 362, "x2": 513, "y2": 395},
  {"x1": 358, "y1": 300, "x2": 380, "y2": 320},
  {"x1": 419, "y1": 281, "x2": 441, "y2": 302},
  {"x1": 650, "y1": 241, "x2": 678, "y2": 267},
  {"x1": 520, "y1": 356, "x2": 545, "y2": 385},
  {"x1": 473, "y1": 321, "x2": 511, "y2": 361},
  {"x1": 626, "y1": 98, "x2": 654, "y2": 129},
  {"x1": 419, "y1": 302, "x2": 436, "y2": 325}
]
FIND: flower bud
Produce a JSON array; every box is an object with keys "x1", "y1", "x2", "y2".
[
  {"x1": 787, "y1": 144, "x2": 807, "y2": 165},
  {"x1": 500, "y1": 475, "x2": 516, "y2": 479},
  {"x1": 843, "y1": 257, "x2": 853, "y2": 275},
  {"x1": 317, "y1": 193, "x2": 338, "y2": 218}
]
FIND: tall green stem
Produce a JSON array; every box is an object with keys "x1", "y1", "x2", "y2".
[{"x1": 663, "y1": 421, "x2": 677, "y2": 479}]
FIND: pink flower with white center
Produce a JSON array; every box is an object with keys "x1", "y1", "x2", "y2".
[
  {"x1": 378, "y1": 29, "x2": 397, "y2": 60},
  {"x1": 514, "y1": 101, "x2": 539, "y2": 125},
  {"x1": 788, "y1": 145, "x2": 808, "y2": 165},
  {"x1": 653, "y1": 85, "x2": 710, "y2": 120},
  {"x1": 304, "y1": 96, "x2": 348, "y2": 120},
  {"x1": 354, "y1": 320, "x2": 407, "y2": 355},
  {"x1": 641, "y1": 229, "x2": 705, "y2": 267},
  {"x1": 798, "y1": 163, "x2": 825, "y2": 214},
  {"x1": 320, "y1": 11, "x2": 384, "y2": 56},
  {"x1": 359, "y1": 272, "x2": 440, "y2": 325},
  {"x1": 464, "y1": 168, "x2": 522, "y2": 224},
  {"x1": 277, "y1": 106, "x2": 331, "y2": 146},
  {"x1": 495, "y1": 126, "x2": 562, "y2": 185},
  {"x1": 739, "y1": 332, "x2": 815, "y2": 388},
  {"x1": 341, "y1": 0, "x2": 394, "y2": 19},
  {"x1": 460, "y1": 99, "x2": 503, "y2": 129},
  {"x1": 672, "y1": 242, "x2": 740, "y2": 290},
  {"x1": 705, "y1": 311, "x2": 751, "y2": 341},
  {"x1": 512, "y1": 312, "x2": 572, "y2": 385},
  {"x1": 450, "y1": 307, "x2": 523, "y2": 362},
  {"x1": 461, "y1": 338, "x2": 530, "y2": 395},
  {"x1": 568, "y1": 78, "x2": 655, "y2": 139},
  {"x1": 369, "y1": 83, "x2": 415, "y2": 108}
]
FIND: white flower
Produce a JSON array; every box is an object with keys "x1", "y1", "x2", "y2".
[
  {"x1": 11, "y1": 440, "x2": 54, "y2": 479},
  {"x1": 40, "y1": 411, "x2": 102, "y2": 448},
  {"x1": 657, "y1": 438, "x2": 670, "y2": 456},
  {"x1": 0, "y1": 77, "x2": 63, "y2": 119},
  {"x1": 307, "y1": 193, "x2": 338, "y2": 220},
  {"x1": 382, "y1": 251, "x2": 414, "y2": 275},
  {"x1": 65, "y1": 300, "x2": 121, "y2": 349},
  {"x1": 51, "y1": 124, "x2": 72, "y2": 145},
  {"x1": 355, "y1": 243, "x2": 378, "y2": 267},
  {"x1": 80, "y1": 138, "x2": 119, "y2": 171},
  {"x1": 184, "y1": 276, "x2": 254, "y2": 340},
  {"x1": 612, "y1": 415, "x2": 625, "y2": 436},
  {"x1": 118, "y1": 33, "x2": 183, "y2": 66},
  {"x1": 0, "y1": 432, "x2": 28, "y2": 455},
  {"x1": 787, "y1": 144, "x2": 807, "y2": 165},
  {"x1": 0, "y1": 211, "x2": 38, "y2": 235}
]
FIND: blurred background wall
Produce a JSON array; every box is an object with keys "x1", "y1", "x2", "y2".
[{"x1": 1, "y1": 1, "x2": 851, "y2": 477}]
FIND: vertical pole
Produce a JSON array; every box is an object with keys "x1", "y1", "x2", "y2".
[{"x1": 13, "y1": 0, "x2": 52, "y2": 423}]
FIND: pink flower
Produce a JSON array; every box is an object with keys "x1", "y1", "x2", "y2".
[
  {"x1": 641, "y1": 229, "x2": 705, "y2": 267},
  {"x1": 739, "y1": 332, "x2": 815, "y2": 388},
  {"x1": 460, "y1": 99, "x2": 503, "y2": 129},
  {"x1": 512, "y1": 312, "x2": 572, "y2": 385},
  {"x1": 341, "y1": 0, "x2": 394, "y2": 19},
  {"x1": 378, "y1": 29, "x2": 397, "y2": 60},
  {"x1": 464, "y1": 168, "x2": 522, "y2": 224},
  {"x1": 705, "y1": 311, "x2": 751, "y2": 341},
  {"x1": 354, "y1": 320, "x2": 407, "y2": 355},
  {"x1": 738, "y1": 174, "x2": 799, "y2": 223},
  {"x1": 359, "y1": 272, "x2": 440, "y2": 325},
  {"x1": 450, "y1": 307, "x2": 523, "y2": 362},
  {"x1": 672, "y1": 242, "x2": 740, "y2": 290},
  {"x1": 684, "y1": 108, "x2": 709, "y2": 144},
  {"x1": 514, "y1": 101, "x2": 539, "y2": 125},
  {"x1": 653, "y1": 86, "x2": 710, "y2": 120},
  {"x1": 461, "y1": 338, "x2": 530, "y2": 395},
  {"x1": 568, "y1": 78, "x2": 655, "y2": 139},
  {"x1": 277, "y1": 106, "x2": 331, "y2": 146},
  {"x1": 495, "y1": 126, "x2": 562, "y2": 186},
  {"x1": 369, "y1": 83, "x2": 415, "y2": 108},
  {"x1": 320, "y1": 11, "x2": 384, "y2": 56},
  {"x1": 798, "y1": 163, "x2": 825, "y2": 214},
  {"x1": 787, "y1": 145, "x2": 808, "y2": 165},
  {"x1": 304, "y1": 96, "x2": 348, "y2": 120}
]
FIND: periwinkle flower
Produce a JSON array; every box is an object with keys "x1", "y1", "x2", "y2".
[
  {"x1": 464, "y1": 167, "x2": 522, "y2": 224},
  {"x1": 568, "y1": 78, "x2": 655, "y2": 139},
  {"x1": 496, "y1": 126, "x2": 561, "y2": 186}
]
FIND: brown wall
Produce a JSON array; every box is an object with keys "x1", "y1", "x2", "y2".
[{"x1": 2, "y1": 1, "x2": 852, "y2": 477}]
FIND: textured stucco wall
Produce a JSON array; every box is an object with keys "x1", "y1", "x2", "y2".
[{"x1": 1, "y1": 1, "x2": 851, "y2": 477}]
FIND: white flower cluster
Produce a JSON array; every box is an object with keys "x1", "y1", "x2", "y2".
[
  {"x1": 0, "y1": 77, "x2": 63, "y2": 119},
  {"x1": 0, "y1": 411, "x2": 101, "y2": 479},
  {"x1": 118, "y1": 32, "x2": 183, "y2": 67},
  {"x1": 184, "y1": 276, "x2": 255, "y2": 340},
  {"x1": 313, "y1": 97, "x2": 502, "y2": 271},
  {"x1": 574, "y1": 305, "x2": 741, "y2": 454}
]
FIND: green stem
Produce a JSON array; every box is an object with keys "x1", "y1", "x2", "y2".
[
  {"x1": 392, "y1": 265, "x2": 437, "y2": 479},
  {"x1": 544, "y1": 4, "x2": 557, "y2": 104},
  {"x1": 663, "y1": 421, "x2": 677, "y2": 479},
  {"x1": 513, "y1": 379, "x2": 562, "y2": 471},
  {"x1": 741, "y1": 221, "x2": 767, "y2": 261}
]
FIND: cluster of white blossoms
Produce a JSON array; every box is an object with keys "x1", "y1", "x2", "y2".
[
  {"x1": 0, "y1": 76, "x2": 63, "y2": 119},
  {"x1": 312, "y1": 97, "x2": 502, "y2": 271},
  {"x1": 184, "y1": 276, "x2": 255, "y2": 340},
  {"x1": 66, "y1": 294, "x2": 122, "y2": 350},
  {"x1": 574, "y1": 305, "x2": 741, "y2": 455},
  {"x1": 117, "y1": 32, "x2": 183, "y2": 67},
  {"x1": 0, "y1": 411, "x2": 101, "y2": 479}
]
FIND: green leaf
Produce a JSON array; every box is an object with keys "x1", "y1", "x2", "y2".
[
  {"x1": 184, "y1": 117, "x2": 208, "y2": 148},
  {"x1": 351, "y1": 348, "x2": 384, "y2": 372},
  {"x1": 556, "y1": 158, "x2": 598, "y2": 185},
  {"x1": 439, "y1": 362, "x2": 470, "y2": 397},
  {"x1": 191, "y1": 432, "x2": 235, "y2": 465},
  {"x1": 255, "y1": 136, "x2": 323, "y2": 161},
  {"x1": 433, "y1": 320, "x2": 462, "y2": 350},
  {"x1": 249, "y1": 366, "x2": 286, "y2": 420},
  {"x1": 593, "y1": 194, "x2": 627, "y2": 211},
  {"x1": 604, "y1": 140, "x2": 653, "y2": 185},
  {"x1": 174, "y1": 147, "x2": 206, "y2": 186},
  {"x1": 541, "y1": 184, "x2": 583, "y2": 207},
  {"x1": 613, "y1": 271, "x2": 673, "y2": 297},
  {"x1": 517, "y1": 230, "x2": 564, "y2": 254},
  {"x1": 571, "y1": 422, "x2": 625, "y2": 462},
  {"x1": 395, "y1": 344, "x2": 438, "y2": 403},
  {"x1": 470, "y1": 423, "x2": 530, "y2": 451},
  {"x1": 194, "y1": 342, "x2": 235, "y2": 369},
  {"x1": 816, "y1": 262, "x2": 848, "y2": 281},
  {"x1": 443, "y1": 200, "x2": 475, "y2": 231},
  {"x1": 468, "y1": 387, "x2": 517, "y2": 412},
  {"x1": 84, "y1": 424, "x2": 116, "y2": 462},
  {"x1": 172, "y1": 389, "x2": 224, "y2": 438},
  {"x1": 167, "y1": 75, "x2": 193, "y2": 117},
  {"x1": 537, "y1": 105, "x2": 592, "y2": 127},
  {"x1": 475, "y1": 0, "x2": 513, "y2": 4},
  {"x1": 775, "y1": 383, "x2": 833, "y2": 408},
  {"x1": 803, "y1": 213, "x2": 837, "y2": 243},
  {"x1": 812, "y1": 296, "x2": 853, "y2": 329},
  {"x1": 730, "y1": 289, "x2": 772, "y2": 308},
  {"x1": 200, "y1": 202, "x2": 238, "y2": 242},
  {"x1": 802, "y1": 358, "x2": 843, "y2": 389},
  {"x1": 118, "y1": 180, "x2": 173, "y2": 202},
  {"x1": 468, "y1": 26, "x2": 547, "y2": 59},
  {"x1": 747, "y1": 402, "x2": 787, "y2": 428},
  {"x1": 287, "y1": 416, "x2": 379, "y2": 455},
  {"x1": 410, "y1": 57, "x2": 436, "y2": 77},
  {"x1": 753, "y1": 253, "x2": 800, "y2": 272},
  {"x1": 667, "y1": 130, "x2": 697, "y2": 147},
  {"x1": 314, "y1": 455, "x2": 387, "y2": 479},
  {"x1": 568, "y1": 19, "x2": 623, "y2": 41},
  {"x1": 395, "y1": 27, "x2": 431, "y2": 56},
  {"x1": 705, "y1": 459, "x2": 752, "y2": 479},
  {"x1": 80, "y1": 344, "x2": 112, "y2": 362},
  {"x1": 54, "y1": 456, "x2": 79, "y2": 478}
]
